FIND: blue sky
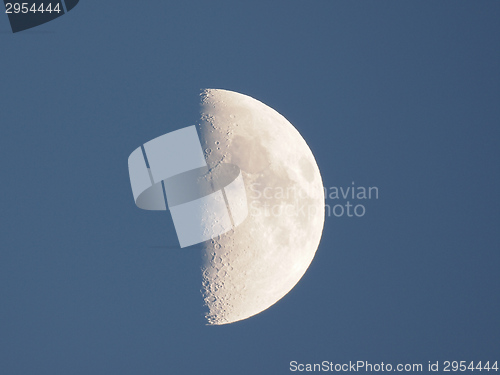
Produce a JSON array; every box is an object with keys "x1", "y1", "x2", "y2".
[{"x1": 1, "y1": 1, "x2": 499, "y2": 374}]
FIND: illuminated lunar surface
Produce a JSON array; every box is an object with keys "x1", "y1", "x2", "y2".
[{"x1": 197, "y1": 89, "x2": 324, "y2": 325}]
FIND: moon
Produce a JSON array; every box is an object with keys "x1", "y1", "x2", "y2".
[{"x1": 197, "y1": 89, "x2": 324, "y2": 325}]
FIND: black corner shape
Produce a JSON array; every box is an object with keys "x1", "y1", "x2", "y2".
[{"x1": 4, "y1": 0, "x2": 79, "y2": 33}]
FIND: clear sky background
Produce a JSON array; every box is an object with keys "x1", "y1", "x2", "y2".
[{"x1": 1, "y1": 1, "x2": 499, "y2": 374}]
